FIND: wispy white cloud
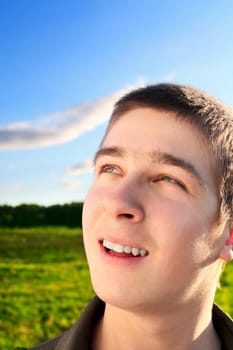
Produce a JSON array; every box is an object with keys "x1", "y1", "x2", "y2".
[
  {"x1": 0, "y1": 81, "x2": 145, "y2": 151},
  {"x1": 160, "y1": 71, "x2": 177, "y2": 82},
  {"x1": 6, "y1": 162, "x2": 18, "y2": 170},
  {"x1": 0, "y1": 181, "x2": 24, "y2": 192},
  {"x1": 57, "y1": 179, "x2": 81, "y2": 189},
  {"x1": 65, "y1": 159, "x2": 93, "y2": 176}
]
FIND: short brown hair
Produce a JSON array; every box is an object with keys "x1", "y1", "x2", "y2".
[{"x1": 104, "y1": 83, "x2": 233, "y2": 220}]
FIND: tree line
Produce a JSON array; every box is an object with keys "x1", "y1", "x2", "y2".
[{"x1": 0, "y1": 202, "x2": 83, "y2": 227}]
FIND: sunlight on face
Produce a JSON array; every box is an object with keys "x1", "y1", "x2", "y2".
[{"x1": 83, "y1": 108, "x2": 227, "y2": 313}]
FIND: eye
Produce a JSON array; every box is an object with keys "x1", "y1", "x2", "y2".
[
  {"x1": 99, "y1": 164, "x2": 120, "y2": 174},
  {"x1": 103, "y1": 165, "x2": 117, "y2": 173},
  {"x1": 154, "y1": 175, "x2": 186, "y2": 190}
]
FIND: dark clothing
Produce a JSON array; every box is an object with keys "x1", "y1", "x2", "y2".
[
  {"x1": 29, "y1": 297, "x2": 104, "y2": 350},
  {"x1": 21, "y1": 297, "x2": 233, "y2": 350},
  {"x1": 212, "y1": 303, "x2": 233, "y2": 350}
]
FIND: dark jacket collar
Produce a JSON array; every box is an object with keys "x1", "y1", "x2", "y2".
[
  {"x1": 212, "y1": 304, "x2": 233, "y2": 350},
  {"x1": 30, "y1": 298, "x2": 233, "y2": 350},
  {"x1": 55, "y1": 297, "x2": 104, "y2": 350}
]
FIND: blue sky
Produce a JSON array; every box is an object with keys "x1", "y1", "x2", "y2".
[{"x1": 1, "y1": 0, "x2": 233, "y2": 205}]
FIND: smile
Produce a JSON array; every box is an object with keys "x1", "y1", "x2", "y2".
[{"x1": 103, "y1": 239, "x2": 149, "y2": 257}]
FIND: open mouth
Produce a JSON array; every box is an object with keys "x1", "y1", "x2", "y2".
[{"x1": 101, "y1": 239, "x2": 149, "y2": 257}]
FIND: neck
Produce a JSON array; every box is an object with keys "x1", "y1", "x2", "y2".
[{"x1": 92, "y1": 301, "x2": 221, "y2": 350}]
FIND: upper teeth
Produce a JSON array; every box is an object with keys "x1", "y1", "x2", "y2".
[{"x1": 103, "y1": 240, "x2": 148, "y2": 257}]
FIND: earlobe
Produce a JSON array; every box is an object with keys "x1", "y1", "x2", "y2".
[
  {"x1": 219, "y1": 244, "x2": 233, "y2": 261},
  {"x1": 219, "y1": 229, "x2": 233, "y2": 261},
  {"x1": 225, "y1": 228, "x2": 233, "y2": 245}
]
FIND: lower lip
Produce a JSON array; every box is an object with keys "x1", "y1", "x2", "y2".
[{"x1": 99, "y1": 243, "x2": 148, "y2": 266}]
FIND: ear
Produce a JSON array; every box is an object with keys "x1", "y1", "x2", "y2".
[{"x1": 219, "y1": 228, "x2": 233, "y2": 261}]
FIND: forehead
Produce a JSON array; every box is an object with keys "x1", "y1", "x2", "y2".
[
  {"x1": 101, "y1": 107, "x2": 218, "y2": 187},
  {"x1": 103, "y1": 107, "x2": 203, "y2": 151}
]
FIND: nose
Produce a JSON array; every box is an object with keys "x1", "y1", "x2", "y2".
[{"x1": 102, "y1": 178, "x2": 145, "y2": 222}]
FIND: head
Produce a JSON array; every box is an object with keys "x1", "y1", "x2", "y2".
[
  {"x1": 82, "y1": 83, "x2": 233, "y2": 313},
  {"x1": 104, "y1": 83, "x2": 233, "y2": 223}
]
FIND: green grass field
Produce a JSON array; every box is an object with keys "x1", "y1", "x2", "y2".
[
  {"x1": 0, "y1": 227, "x2": 94, "y2": 350},
  {"x1": 0, "y1": 227, "x2": 232, "y2": 350}
]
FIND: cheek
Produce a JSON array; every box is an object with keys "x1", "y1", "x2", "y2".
[
  {"x1": 82, "y1": 185, "x2": 100, "y2": 228},
  {"x1": 82, "y1": 186, "x2": 103, "y2": 254},
  {"x1": 148, "y1": 199, "x2": 215, "y2": 260},
  {"x1": 149, "y1": 199, "x2": 199, "y2": 235}
]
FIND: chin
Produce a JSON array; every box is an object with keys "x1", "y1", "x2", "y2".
[{"x1": 91, "y1": 279, "x2": 153, "y2": 313}]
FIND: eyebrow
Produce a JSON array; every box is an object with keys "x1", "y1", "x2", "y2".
[
  {"x1": 94, "y1": 146, "x2": 205, "y2": 186},
  {"x1": 94, "y1": 147, "x2": 125, "y2": 163}
]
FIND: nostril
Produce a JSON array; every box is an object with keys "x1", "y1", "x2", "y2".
[{"x1": 122, "y1": 213, "x2": 134, "y2": 219}]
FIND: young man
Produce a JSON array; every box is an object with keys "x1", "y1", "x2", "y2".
[{"x1": 29, "y1": 83, "x2": 233, "y2": 350}]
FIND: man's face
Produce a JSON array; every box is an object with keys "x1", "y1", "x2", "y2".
[{"x1": 82, "y1": 108, "x2": 228, "y2": 313}]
